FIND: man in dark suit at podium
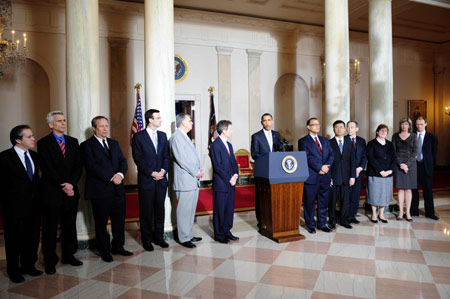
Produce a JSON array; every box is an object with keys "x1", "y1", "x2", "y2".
[
  {"x1": 81, "y1": 116, "x2": 132, "y2": 263},
  {"x1": 0, "y1": 125, "x2": 43, "y2": 283},
  {"x1": 250, "y1": 113, "x2": 283, "y2": 231},
  {"x1": 347, "y1": 120, "x2": 366, "y2": 224},
  {"x1": 329, "y1": 120, "x2": 355, "y2": 230},
  {"x1": 298, "y1": 117, "x2": 334, "y2": 234},
  {"x1": 210, "y1": 120, "x2": 239, "y2": 243},
  {"x1": 38, "y1": 111, "x2": 83, "y2": 275}
]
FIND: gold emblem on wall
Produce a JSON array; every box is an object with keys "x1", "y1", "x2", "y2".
[{"x1": 175, "y1": 54, "x2": 188, "y2": 83}]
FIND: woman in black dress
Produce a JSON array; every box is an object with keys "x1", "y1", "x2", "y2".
[{"x1": 392, "y1": 117, "x2": 417, "y2": 221}]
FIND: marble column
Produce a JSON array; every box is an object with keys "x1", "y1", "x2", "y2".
[
  {"x1": 324, "y1": 0, "x2": 350, "y2": 138},
  {"x1": 66, "y1": 0, "x2": 100, "y2": 244},
  {"x1": 369, "y1": 0, "x2": 393, "y2": 139},
  {"x1": 216, "y1": 46, "x2": 233, "y2": 122},
  {"x1": 144, "y1": 0, "x2": 175, "y2": 236},
  {"x1": 247, "y1": 49, "x2": 262, "y2": 139},
  {"x1": 433, "y1": 59, "x2": 446, "y2": 165}
]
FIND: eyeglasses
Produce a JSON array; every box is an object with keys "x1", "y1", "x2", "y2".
[{"x1": 309, "y1": 124, "x2": 320, "y2": 127}]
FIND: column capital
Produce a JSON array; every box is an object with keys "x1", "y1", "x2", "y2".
[
  {"x1": 216, "y1": 46, "x2": 233, "y2": 55},
  {"x1": 246, "y1": 49, "x2": 262, "y2": 57},
  {"x1": 108, "y1": 37, "x2": 130, "y2": 48}
]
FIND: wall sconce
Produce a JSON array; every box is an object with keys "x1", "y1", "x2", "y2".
[{"x1": 445, "y1": 106, "x2": 450, "y2": 116}]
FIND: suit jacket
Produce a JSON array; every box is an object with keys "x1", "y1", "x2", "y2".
[
  {"x1": 81, "y1": 136, "x2": 128, "y2": 200},
  {"x1": 351, "y1": 136, "x2": 367, "y2": 170},
  {"x1": 0, "y1": 148, "x2": 41, "y2": 218},
  {"x1": 366, "y1": 139, "x2": 397, "y2": 177},
  {"x1": 250, "y1": 129, "x2": 283, "y2": 160},
  {"x1": 169, "y1": 128, "x2": 201, "y2": 191},
  {"x1": 418, "y1": 131, "x2": 438, "y2": 177},
  {"x1": 210, "y1": 138, "x2": 239, "y2": 192},
  {"x1": 132, "y1": 129, "x2": 169, "y2": 190},
  {"x1": 329, "y1": 136, "x2": 356, "y2": 186},
  {"x1": 298, "y1": 134, "x2": 334, "y2": 185},
  {"x1": 37, "y1": 133, "x2": 82, "y2": 205}
]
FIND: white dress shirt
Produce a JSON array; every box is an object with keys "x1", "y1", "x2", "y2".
[{"x1": 14, "y1": 145, "x2": 35, "y2": 174}]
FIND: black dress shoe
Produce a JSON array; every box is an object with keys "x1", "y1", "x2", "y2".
[
  {"x1": 318, "y1": 227, "x2": 332, "y2": 233},
  {"x1": 191, "y1": 237, "x2": 203, "y2": 242},
  {"x1": 143, "y1": 243, "x2": 154, "y2": 251},
  {"x1": 215, "y1": 238, "x2": 229, "y2": 244},
  {"x1": 111, "y1": 248, "x2": 133, "y2": 256},
  {"x1": 101, "y1": 252, "x2": 114, "y2": 262},
  {"x1": 153, "y1": 240, "x2": 169, "y2": 248},
  {"x1": 370, "y1": 219, "x2": 378, "y2": 223},
  {"x1": 350, "y1": 219, "x2": 360, "y2": 224},
  {"x1": 341, "y1": 223, "x2": 353, "y2": 229},
  {"x1": 22, "y1": 267, "x2": 43, "y2": 276},
  {"x1": 427, "y1": 215, "x2": 440, "y2": 220},
  {"x1": 306, "y1": 227, "x2": 316, "y2": 234},
  {"x1": 181, "y1": 241, "x2": 196, "y2": 248},
  {"x1": 9, "y1": 273, "x2": 25, "y2": 283},
  {"x1": 378, "y1": 217, "x2": 388, "y2": 224},
  {"x1": 61, "y1": 257, "x2": 83, "y2": 266},
  {"x1": 406, "y1": 218, "x2": 413, "y2": 222},
  {"x1": 45, "y1": 265, "x2": 56, "y2": 275},
  {"x1": 226, "y1": 234, "x2": 239, "y2": 241},
  {"x1": 329, "y1": 224, "x2": 336, "y2": 230}
]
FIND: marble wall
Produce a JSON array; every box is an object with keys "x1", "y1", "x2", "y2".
[{"x1": 1, "y1": 0, "x2": 449, "y2": 181}]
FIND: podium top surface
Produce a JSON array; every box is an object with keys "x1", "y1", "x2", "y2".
[{"x1": 253, "y1": 151, "x2": 309, "y2": 184}]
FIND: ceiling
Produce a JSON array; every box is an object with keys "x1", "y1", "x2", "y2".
[{"x1": 120, "y1": 0, "x2": 450, "y2": 44}]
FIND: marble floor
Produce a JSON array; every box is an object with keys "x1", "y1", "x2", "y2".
[{"x1": 1, "y1": 190, "x2": 450, "y2": 298}]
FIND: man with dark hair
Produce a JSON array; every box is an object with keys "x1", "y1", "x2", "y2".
[
  {"x1": 250, "y1": 113, "x2": 283, "y2": 231},
  {"x1": 298, "y1": 117, "x2": 334, "y2": 234},
  {"x1": 132, "y1": 109, "x2": 170, "y2": 251},
  {"x1": 38, "y1": 111, "x2": 83, "y2": 275},
  {"x1": 81, "y1": 116, "x2": 132, "y2": 262},
  {"x1": 329, "y1": 120, "x2": 355, "y2": 229},
  {"x1": 0, "y1": 125, "x2": 42, "y2": 283},
  {"x1": 347, "y1": 120, "x2": 366, "y2": 224},
  {"x1": 209, "y1": 120, "x2": 239, "y2": 243},
  {"x1": 170, "y1": 113, "x2": 204, "y2": 248},
  {"x1": 411, "y1": 116, "x2": 439, "y2": 220}
]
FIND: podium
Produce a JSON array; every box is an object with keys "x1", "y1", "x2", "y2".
[{"x1": 254, "y1": 152, "x2": 309, "y2": 243}]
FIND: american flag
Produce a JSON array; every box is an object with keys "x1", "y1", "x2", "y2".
[
  {"x1": 130, "y1": 87, "x2": 144, "y2": 143},
  {"x1": 208, "y1": 88, "x2": 218, "y2": 147}
]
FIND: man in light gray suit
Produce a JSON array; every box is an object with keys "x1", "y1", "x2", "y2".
[{"x1": 169, "y1": 113, "x2": 204, "y2": 248}]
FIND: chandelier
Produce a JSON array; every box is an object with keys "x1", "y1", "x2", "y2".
[{"x1": 1, "y1": 0, "x2": 28, "y2": 77}]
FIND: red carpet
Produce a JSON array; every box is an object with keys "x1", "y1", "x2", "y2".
[{"x1": 1, "y1": 171, "x2": 449, "y2": 231}]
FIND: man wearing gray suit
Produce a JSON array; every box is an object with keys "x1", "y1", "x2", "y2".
[{"x1": 169, "y1": 113, "x2": 204, "y2": 248}]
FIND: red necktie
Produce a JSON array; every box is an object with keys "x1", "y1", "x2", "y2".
[
  {"x1": 353, "y1": 137, "x2": 356, "y2": 149},
  {"x1": 59, "y1": 136, "x2": 66, "y2": 157},
  {"x1": 315, "y1": 137, "x2": 323, "y2": 155}
]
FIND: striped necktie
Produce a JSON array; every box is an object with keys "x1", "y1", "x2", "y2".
[{"x1": 59, "y1": 136, "x2": 66, "y2": 157}]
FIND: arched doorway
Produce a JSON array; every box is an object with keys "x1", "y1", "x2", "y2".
[
  {"x1": 274, "y1": 73, "x2": 310, "y2": 149},
  {"x1": 0, "y1": 59, "x2": 50, "y2": 150}
]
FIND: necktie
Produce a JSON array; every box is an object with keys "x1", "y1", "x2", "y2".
[
  {"x1": 102, "y1": 139, "x2": 111, "y2": 157},
  {"x1": 24, "y1": 151, "x2": 33, "y2": 181},
  {"x1": 225, "y1": 142, "x2": 230, "y2": 155},
  {"x1": 353, "y1": 137, "x2": 356, "y2": 149},
  {"x1": 153, "y1": 131, "x2": 158, "y2": 153},
  {"x1": 315, "y1": 137, "x2": 323, "y2": 155},
  {"x1": 59, "y1": 136, "x2": 66, "y2": 157},
  {"x1": 339, "y1": 139, "x2": 343, "y2": 154},
  {"x1": 417, "y1": 133, "x2": 422, "y2": 162},
  {"x1": 268, "y1": 131, "x2": 273, "y2": 152}
]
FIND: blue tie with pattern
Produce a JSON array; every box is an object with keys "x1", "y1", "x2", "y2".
[
  {"x1": 24, "y1": 151, "x2": 33, "y2": 181},
  {"x1": 338, "y1": 139, "x2": 343, "y2": 154}
]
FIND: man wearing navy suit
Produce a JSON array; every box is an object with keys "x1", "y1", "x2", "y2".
[
  {"x1": 298, "y1": 117, "x2": 334, "y2": 234},
  {"x1": 210, "y1": 120, "x2": 240, "y2": 244},
  {"x1": 81, "y1": 116, "x2": 132, "y2": 262},
  {"x1": 38, "y1": 111, "x2": 83, "y2": 275},
  {"x1": 329, "y1": 120, "x2": 356, "y2": 230},
  {"x1": 347, "y1": 120, "x2": 367, "y2": 224},
  {"x1": 250, "y1": 113, "x2": 283, "y2": 230},
  {"x1": 132, "y1": 109, "x2": 170, "y2": 251},
  {"x1": 411, "y1": 117, "x2": 439, "y2": 220},
  {"x1": 0, "y1": 125, "x2": 43, "y2": 283}
]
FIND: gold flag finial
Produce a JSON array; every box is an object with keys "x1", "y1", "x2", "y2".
[
  {"x1": 208, "y1": 86, "x2": 214, "y2": 94},
  {"x1": 134, "y1": 83, "x2": 142, "y2": 90}
]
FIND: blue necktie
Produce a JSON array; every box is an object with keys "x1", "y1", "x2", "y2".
[
  {"x1": 338, "y1": 139, "x2": 343, "y2": 154},
  {"x1": 417, "y1": 133, "x2": 422, "y2": 162},
  {"x1": 24, "y1": 151, "x2": 33, "y2": 181}
]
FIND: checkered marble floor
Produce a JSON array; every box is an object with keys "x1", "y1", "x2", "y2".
[{"x1": 1, "y1": 190, "x2": 450, "y2": 298}]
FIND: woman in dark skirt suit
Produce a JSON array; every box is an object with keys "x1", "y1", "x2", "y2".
[
  {"x1": 392, "y1": 117, "x2": 417, "y2": 222},
  {"x1": 366, "y1": 124, "x2": 397, "y2": 223}
]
